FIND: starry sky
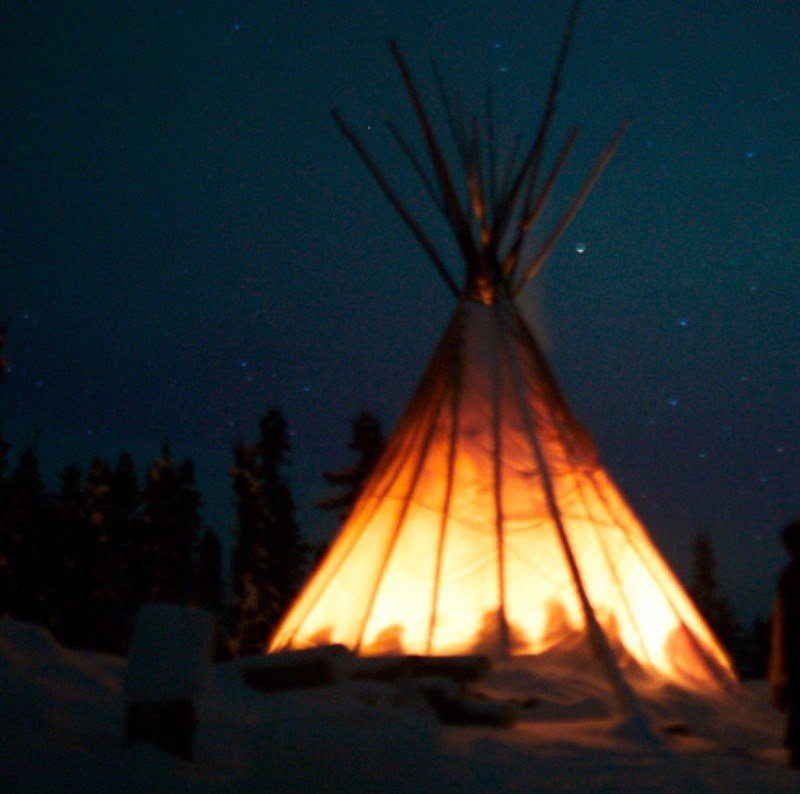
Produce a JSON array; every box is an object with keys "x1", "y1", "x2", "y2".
[{"x1": 2, "y1": 1, "x2": 799, "y2": 621}]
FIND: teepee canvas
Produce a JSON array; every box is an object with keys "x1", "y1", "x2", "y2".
[{"x1": 269, "y1": 4, "x2": 735, "y2": 694}]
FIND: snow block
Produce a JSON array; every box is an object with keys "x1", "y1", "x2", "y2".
[
  {"x1": 124, "y1": 604, "x2": 214, "y2": 760},
  {"x1": 125, "y1": 603, "x2": 215, "y2": 703},
  {"x1": 241, "y1": 645, "x2": 352, "y2": 693}
]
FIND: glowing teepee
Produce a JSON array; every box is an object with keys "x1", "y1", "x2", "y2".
[{"x1": 269, "y1": 3, "x2": 735, "y2": 693}]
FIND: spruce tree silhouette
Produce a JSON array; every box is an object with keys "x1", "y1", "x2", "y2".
[
  {"x1": 0, "y1": 324, "x2": 6, "y2": 381},
  {"x1": 0, "y1": 324, "x2": 8, "y2": 481},
  {"x1": 0, "y1": 325, "x2": 9, "y2": 614},
  {"x1": 84, "y1": 456, "x2": 128, "y2": 651},
  {"x1": 49, "y1": 453, "x2": 144, "y2": 653},
  {"x1": 51, "y1": 463, "x2": 92, "y2": 647},
  {"x1": 0, "y1": 436, "x2": 53, "y2": 623},
  {"x1": 109, "y1": 451, "x2": 141, "y2": 644},
  {"x1": 741, "y1": 614, "x2": 770, "y2": 679},
  {"x1": 319, "y1": 411, "x2": 385, "y2": 522},
  {"x1": 142, "y1": 445, "x2": 202, "y2": 605},
  {"x1": 230, "y1": 409, "x2": 309, "y2": 656},
  {"x1": 196, "y1": 528, "x2": 224, "y2": 614},
  {"x1": 689, "y1": 530, "x2": 742, "y2": 669}
]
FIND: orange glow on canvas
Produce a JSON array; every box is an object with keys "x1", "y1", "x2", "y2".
[{"x1": 269, "y1": 301, "x2": 735, "y2": 691}]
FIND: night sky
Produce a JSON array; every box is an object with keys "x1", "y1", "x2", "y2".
[{"x1": 2, "y1": 2, "x2": 799, "y2": 622}]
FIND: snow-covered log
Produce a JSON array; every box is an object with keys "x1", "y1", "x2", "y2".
[
  {"x1": 241, "y1": 644, "x2": 352, "y2": 693},
  {"x1": 352, "y1": 654, "x2": 491, "y2": 683}
]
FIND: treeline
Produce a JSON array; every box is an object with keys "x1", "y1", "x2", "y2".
[
  {"x1": 0, "y1": 441, "x2": 217, "y2": 654},
  {"x1": 688, "y1": 531, "x2": 771, "y2": 679},
  {"x1": 0, "y1": 411, "x2": 383, "y2": 659},
  {"x1": 0, "y1": 326, "x2": 774, "y2": 675},
  {"x1": 0, "y1": 322, "x2": 386, "y2": 657}
]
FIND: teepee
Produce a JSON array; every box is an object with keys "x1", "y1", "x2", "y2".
[{"x1": 269, "y1": 2, "x2": 736, "y2": 695}]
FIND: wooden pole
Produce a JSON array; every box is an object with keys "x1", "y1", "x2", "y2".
[{"x1": 331, "y1": 109, "x2": 460, "y2": 296}]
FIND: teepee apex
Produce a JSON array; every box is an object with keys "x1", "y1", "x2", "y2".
[{"x1": 334, "y1": 1, "x2": 624, "y2": 306}]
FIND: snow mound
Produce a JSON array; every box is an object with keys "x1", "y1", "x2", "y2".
[
  {"x1": 0, "y1": 619, "x2": 798, "y2": 791},
  {"x1": 126, "y1": 603, "x2": 215, "y2": 702}
]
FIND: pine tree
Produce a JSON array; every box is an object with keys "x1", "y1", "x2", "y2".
[
  {"x1": 0, "y1": 324, "x2": 8, "y2": 482},
  {"x1": 0, "y1": 440, "x2": 54, "y2": 622},
  {"x1": 196, "y1": 528, "x2": 224, "y2": 614},
  {"x1": 0, "y1": 325, "x2": 9, "y2": 614},
  {"x1": 319, "y1": 410, "x2": 385, "y2": 521},
  {"x1": 49, "y1": 464, "x2": 90, "y2": 645},
  {"x1": 0, "y1": 324, "x2": 7, "y2": 383},
  {"x1": 107, "y1": 452, "x2": 142, "y2": 648},
  {"x1": 111, "y1": 453, "x2": 139, "y2": 531},
  {"x1": 0, "y1": 427, "x2": 8, "y2": 487},
  {"x1": 141, "y1": 445, "x2": 202, "y2": 605},
  {"x1": 230, "y1": 409, "x2": 309, "y2": 656},
  {"x1": 739, "y1": 615, "x2": 770, "y2": 679},
  {"x1": 688, "y1": 531, "x2": 742, "y2": 666},
  {"x1": 229, "y1": 440, "x2": 264, "y2": 653},
  {"x1": 83, "y1": 456, "x2": 124, "y2": 651}
]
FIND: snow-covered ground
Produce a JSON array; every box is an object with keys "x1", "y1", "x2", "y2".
[{"x1": 0, "y1": 618, "x2": 796, "y2": 792}]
